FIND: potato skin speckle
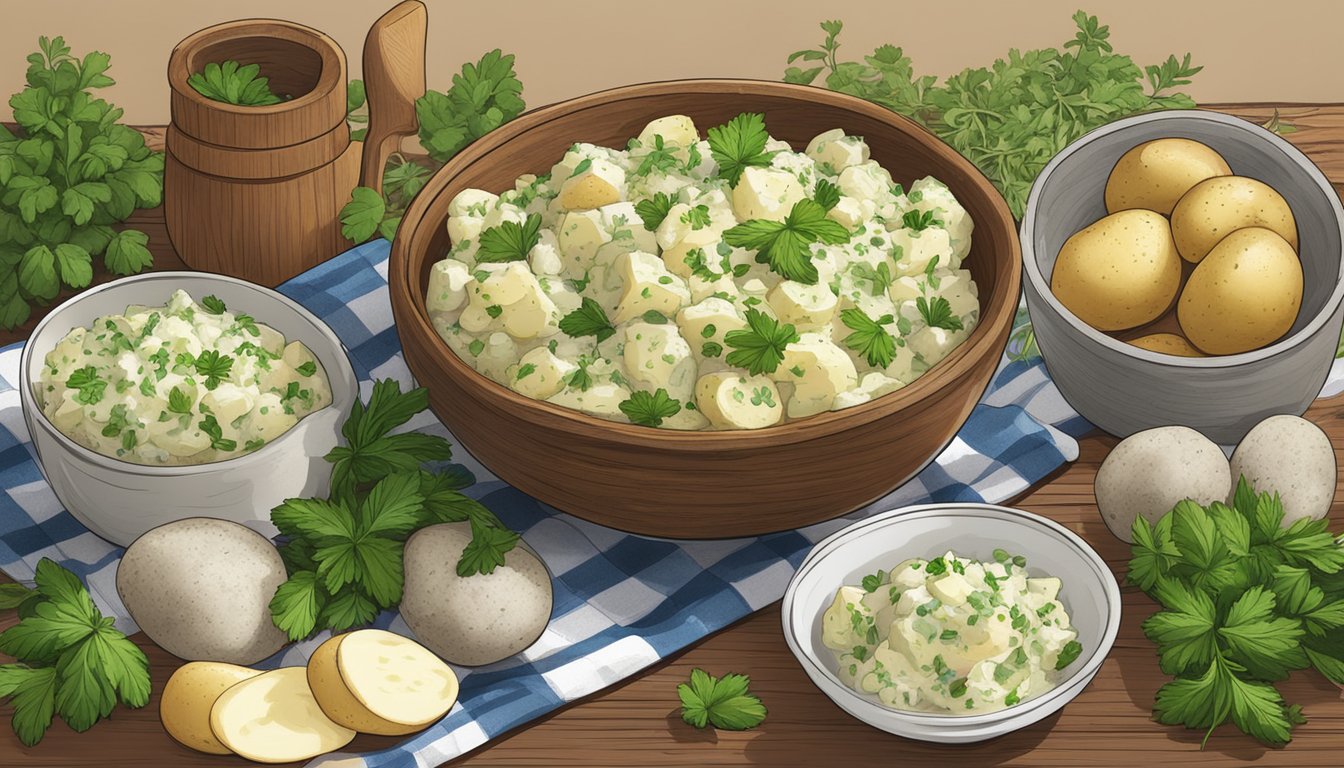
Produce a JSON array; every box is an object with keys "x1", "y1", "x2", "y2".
[
  {"x1": 1177, "y1": 227, "x2": 1302, "y2": 355},
  {"x1": 1170, "y1": 176, "x2": 1299, "y2": 263},
  {"x1": 1051, "y1": 209, "x2": 1181, "y2": 331},
  {"x1": 1105, "y1": 138, "x2": 1231, "y2": 216}
]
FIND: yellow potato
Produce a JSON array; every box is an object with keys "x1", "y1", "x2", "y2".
[
  {"x1": 1178, "y1": 227, "x2": 1302, "y2": 354},
  {"x1": 308, "y1": 629, "x2": 459, "y2": 737},
  {"x1": 1170, "y1": 176, "x2": 1299, "y2": 263},
  {"x1": 1105, "y1": 138, "x2": 1232, "y2": 216},
  {"x1": 1050, "y1": 209, "x2": 1182, "y2": 331},
  {"x1": 1128, "y1": 332, "x2": 1205, "y2": 357},
  {"x1": 160, "y1": 662, "x2": 260, "y2": 755}
]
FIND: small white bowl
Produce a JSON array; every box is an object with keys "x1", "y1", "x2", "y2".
[
  {"x1": 781, "y1": 503, "x2": 1121, "y2": 744},
  {"x1": 20, "y1": 272, "x2": 359, "y2": 547}
]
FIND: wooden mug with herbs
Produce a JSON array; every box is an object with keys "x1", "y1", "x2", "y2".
[{"x1": 164, "y1": 19, "x2": 360, "y2": 286}]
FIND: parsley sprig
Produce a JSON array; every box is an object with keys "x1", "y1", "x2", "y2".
[
  {"x1": 706, "y1": 113, "x2": 777, "y2": 186},
  {"x1": 678, "y1": 668, "x2": 767, "y2": 731},
  {"x1": 635, "y1": 192, "x2": 676, "y2": 231},
  {"x1": 1130, "y1": 477, "x2": 1344, "y2": 747},
  {"x1": 723, "y1": 199, "x2": 849, "y2": 284},
  {"x1": 840, "y1": 308, "x2": 897, "y2": 368},
  {"x1": 476, "y1": 213, "x2": 542, "y2": 263},
  {"x1": 619, "y1": 388, "x2": 681, "y2": 427},
  {"x1": 724, "y1": 308, "x2": 800, "y2": 376},
  {"x1": 269, "y1": 380, "x2": 521, "y2": 642},
  {"x1": 0, "y1": 559, "x2": 150, "y2": 746},
  {"x1": 558, "y1": 298, "x2": 615, "y2": 343},
  {"x1": 187, "y1": 60, "x2": 286, "y2": 106}
]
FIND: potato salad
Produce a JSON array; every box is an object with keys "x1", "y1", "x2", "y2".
[
  {"x1": 427, "y1": 112, "x2": 979, "y2": 430},
  {"x1": 38, "y1": 290, "x2": 331, "y2": 465},
  {"x1": 821, "y1": 551, "x2": 1082, "y2": 715}
]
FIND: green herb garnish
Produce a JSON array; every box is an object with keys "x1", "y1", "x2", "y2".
[
  {"x1": 619, "y1": 388, "x2": 681, "y2": 427},
  {"x1": 723, "y1": 308, "x2": 799, "y2": 376},
  {"x1": 723, "y1": 199, "x2": 849, "y2": 284},
  {"x1": 677, "y1": 668, "x2": 767, "y2": 731}
]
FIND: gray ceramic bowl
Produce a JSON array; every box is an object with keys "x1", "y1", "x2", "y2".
[
  {"x1": 1021, "y1": 110, "x2": 1344, "y2": 443},
  {"x1": 19, "y1": 272, "x2": 358, "y2": 546}
]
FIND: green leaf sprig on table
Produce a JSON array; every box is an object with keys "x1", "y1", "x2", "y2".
[
  {"x1": 785, "y1": 12, "x2": 1200, "y2": 218},
  {"x1": 186, "y1": 60, "x2": 287, "y2": 106},
  {"x1": 677, "y1": 668, "x2": 767, "y2": 731},
  {"x1": 339, "y1": 49, "x2": 525, "y2": 244},
  {"x1": 0, "y1": 559, "x2": 150, "y2": 746},
  {"x1": 1129, "y1": 477, "x2": 1344, "y2": 747},
  {"x1": 268, "y1": 379, "x2": 520, "y2": 642},
  {"x1": 0, "y1": 36, "x2": 162, "y2": 329}
]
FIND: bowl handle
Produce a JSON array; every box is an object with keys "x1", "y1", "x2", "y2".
[{"x1": 358, "y1": 0, "x2": 427, "y2": 194}]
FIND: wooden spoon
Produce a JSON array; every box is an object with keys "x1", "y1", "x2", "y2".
[{"x1": 359, "y1": 0, "x2": 427, "y2": 195}]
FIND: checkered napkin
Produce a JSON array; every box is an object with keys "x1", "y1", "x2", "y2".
[{"x1": 0, "y1": 239, "x2": 1089, "y2": 766}]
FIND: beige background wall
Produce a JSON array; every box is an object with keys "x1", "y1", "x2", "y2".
[{"x1": 1, "y1": 0, "x2": 1340, "y2": 124}]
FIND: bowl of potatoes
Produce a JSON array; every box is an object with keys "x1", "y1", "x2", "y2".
[{"x1": 1021, "y1": 110, "x2": 1344, "y2": 444}]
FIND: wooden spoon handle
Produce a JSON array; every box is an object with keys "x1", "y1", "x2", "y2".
[{"x1": 359, "y1": 0, "x2": 427, "y2": 194}]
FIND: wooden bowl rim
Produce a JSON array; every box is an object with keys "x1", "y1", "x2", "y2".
[
  {"x1": 167, "y1": 18, "x2": 345, "y2": 116},
  {"x1": 390, "y1": 78, "x2": 1021, "y2": 451}
]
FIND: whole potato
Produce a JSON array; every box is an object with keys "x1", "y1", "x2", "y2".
[
  {"x1": 1177, "y1": 227, "x2": 1302, "y2": 354},
  {"x1": 1105, "y1": 138, "x2": 1231, "y2": 215},
  {"x1": 1128, "y1": 332, "x2": 1204, "y2": 357},
  {"x1": 117, "y1": 518, "x2": 288, "y2": 664},
  {"x1": 1170, "y1": 175, "x2": 1299, "y2": 263},
  {"x1": 1229, "y1": 414, "x2": 1336, "y2": 524},
  {"x1": 1095, "y1": 426, "x2": 1231, "y2": 543},
  {"x1": 1051, "y1": 209, "x2": 1182, "y2": 331},
  {"x1": 400, "y1": 523, "x2": 553, "y2": 666}
]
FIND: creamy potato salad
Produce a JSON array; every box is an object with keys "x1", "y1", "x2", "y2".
[
  {"x1": 821, "y1": 551, "x2": 1082, "y2": 715},
  {"x1": 38, "y1": 290, "x2": 332, "y2": 465},
  {"x1": 427, "y1": 112, "x2": 979, "y2": 430}
]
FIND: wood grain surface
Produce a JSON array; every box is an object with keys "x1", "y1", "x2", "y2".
[{"x1": 3, "y1": 104, "x2": 1344, "y2": 767}]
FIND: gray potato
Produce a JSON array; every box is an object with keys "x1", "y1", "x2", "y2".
[
  {"x1": 1229, "y1": 415, "x2": 1336, "y2": 524},
  {"x1": 401, "y1": 523, "x2": 553, "y2": 666},
  {"x1": 1095, "y1": 426, "x2": 1231, "y2": 543},
  {"x1": 117, "y1": 518, "x2": 287, "y2": 664}
]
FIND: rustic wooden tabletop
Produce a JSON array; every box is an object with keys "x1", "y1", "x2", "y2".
[{"x1": 4, "y1": 104, "x2": 1344, "y2": 767}]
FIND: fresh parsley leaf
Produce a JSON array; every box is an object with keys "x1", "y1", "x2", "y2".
[
  {"x1": 200, "y1": 295, "x2": 226, "y2": 314},
  {"x1": 619, "y1": 388, "x2": 682, "y2": 427},
  {"x1": 813, "y1": 178, "x2": 841, "y2": 211},
  {"x1": 197, "y1": 415, "x2": 236, "y2": 452},
  {"x1": 681, "y1": 204, "x2": 712, "y2": 230},
  {"x1": 64, "y1": 366, "x2": 105, "y2": 405},
  {"x1": 340, "y1": 186, "x2": 387, "y2": 243},
  {"x1": 416, "y1": 49, "x2": 525, "y2": 165},
  {"x1": 267, "y1": 570, "x2": 324, "y2": 643},
  {"x1": 187, "y1": 60, "x2": 285, "y2": 106},
  {"x1": 1055, "y1": 640, "x2": 1082, "y2": 670},
  {"x1": 476, "y1": 213, "x2": 542, "y2": 263},
  {"x1": 193, "y1": 349, "x2": 233, "y2": 390},
  {"x1": 723, "y1": 198, "x2": 849, "y2": 284},
  {"x1": 902, "y1": 208, "x2": 941, "y2": 231},
  {"x1": 635, "y1": 192, "x2": 676, "y2": 231},
  {"x1": 839, "y1": 308, "x2": 897, "y2": 368},
  {"x1": 456, "y1": 518, "x2": 520, "y2": 577},
  {"x1": 724, "y1": 308, "x2": 799, "y2": 376},
  {"x1": 558, "y1": 298, "x2": 615, "y2": 343},
  {"x1": 296, "y1": 360, "x2": 318, "y2": 377},
  {"x1": 916, "y1": 295, "x2": 965, "y2": 332},
  {"x1": 0, "y1": 582, "x2": 31, "y2": 610},
  {"x1": 707, "y1": 113, "x2": 776, "y2": 186},
  {"x1": 677, "y1": 668, "x2": 767, "y2": 731}
]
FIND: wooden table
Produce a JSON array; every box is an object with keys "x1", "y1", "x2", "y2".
[{"x1": 4, "y1": 104, "x2": 1344, "y2": 767}]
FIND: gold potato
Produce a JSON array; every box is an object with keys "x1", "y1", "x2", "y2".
[
  {"x1": 1105, "y1": 138, "x2": 1231, "y2": 216},
  {"x1": 1050, "y1": 209, "x2": 1182, "y2": 331},
  {"x1": 1178, "y1": 227, "x2": 1303, "y2": 354},
  {"x1": 1128, "y1": 332, "x2": 1205, "y2": 357},
  {"x1": 160, "y1": 662, "x2": 261, "y2": 755},
  {"x1": 308, "y1": 629, "x2": 459, "y2": 736},
  {"x1": 1170, "y1": 176, "x2": 1298, "y2": 263}
]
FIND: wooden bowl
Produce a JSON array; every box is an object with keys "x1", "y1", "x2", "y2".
[{"x1": 389, "y1": 80, "x2": 1021, "y2": 538}]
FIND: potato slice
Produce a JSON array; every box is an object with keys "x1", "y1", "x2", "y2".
[
  {"x1": 160, "y1": 662, "x2": 260, "y2": 755},
  {"x1": 210, "y1": 667, "x2": 355, "y2": 764},
  {"x1": 308, "y1": 629, "x2": 460, "y2": 736}
]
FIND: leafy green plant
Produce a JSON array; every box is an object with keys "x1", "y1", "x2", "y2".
[
  {"x1": 1129, "y1": 477, "x2": 1344, "y2": 747},
  {"x1": 0, "y1": 36, "x2": 162, "y2": 328},
  {"x1": 340, "y1": 50, "x2": 524, "y2": 244},
  {"x1": 677, "y1": 668, "x2": 767, "y2": 731},
  {"x1": 0, "y1": 559, "x2": 150, "y2": 745},
  {"x1": 785, "y1": 13, "x2": 1200, "y2": 217},
  {"x1": 268, "y1": 379, "x2": 520, "y2": 641},
  {"x1": 186, "y1": 60, "x2": 286, "y2": 106}
]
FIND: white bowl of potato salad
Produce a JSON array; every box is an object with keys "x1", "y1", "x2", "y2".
[
  {"x1": 782, "y1": 504, "x2": 1120, "y2": 743},
  {"x1": 425, "y1": 112, "x2": 979, "y2": 430},
  {"x1": 20, "y1": 272, "x2": 358, "y2": 546}
]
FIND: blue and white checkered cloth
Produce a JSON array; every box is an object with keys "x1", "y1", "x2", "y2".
[{"x1": 0, "y1": 239, "x2": 1111, "y2": 765}]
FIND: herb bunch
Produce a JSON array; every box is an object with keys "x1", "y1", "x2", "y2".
[
  {"x1": 1129, "y1": 478, "x2": 1344, "y2": 747},
  {"x1": 785, "y1": 13, "x2": 1200, "y2": 217},
  {"x1": 0, "y1": 559, "x2": 150, "y2": 746},
  {"x1": 340, "y1": 50, "x2": 524, "y2": 244},
  {"x1": 677, "y1": 668, "x2": 767, "y2": 731},
  {"x1": 268, "y1": 379, "x2": 520, "y2": 641},
  {"x1": 186, "y1": 60, "x2": 287, "y2": 106},
  {"x1": 0, "y1": 36, "x2": 161, "y2": 329}
]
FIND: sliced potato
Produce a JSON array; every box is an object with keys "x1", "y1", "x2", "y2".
[
  {"x1": 160, "y1": 662, "x2": 260, "y2": 755},
  {"x1": 210, "y1": 667, "x2": 355, "y2": 764},
  {"x1": 308, "y1": 629, "x2": 459, "y2": 736}
]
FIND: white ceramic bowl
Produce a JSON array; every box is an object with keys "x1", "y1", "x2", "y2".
[
  {"x1": 19, "y1": 272, "x2": 359, "y2": 546},
  {"x1": 781, "y1": 503, "x2": 1121, "y2": 744}
]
